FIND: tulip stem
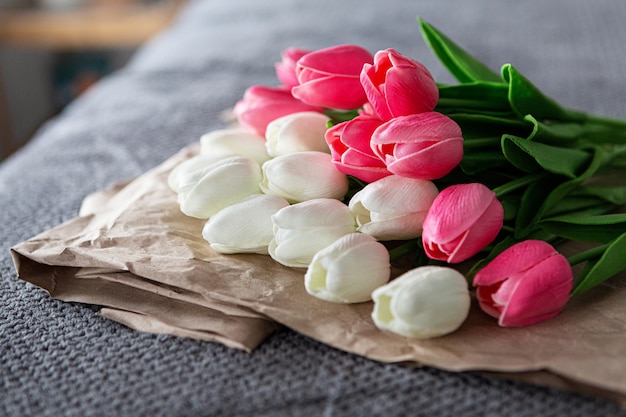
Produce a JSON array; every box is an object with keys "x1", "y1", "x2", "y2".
[
  {"x1": 566, "y1": 244, "x2": 609, "y2": 266},
  {"x1": 388, "y1": 240, "x2": 419, "y2": 261},
  {"x1": 492, "y1": 173, "x2": 547, "y2": 199}
]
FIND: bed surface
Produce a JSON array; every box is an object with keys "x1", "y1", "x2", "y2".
[{"x1": 2, "y1": 0, "x2": 626, "y2": 415}]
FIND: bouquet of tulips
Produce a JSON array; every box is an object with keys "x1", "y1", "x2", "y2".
[{"x1": 168, "y1": 19, "x2": 626, "y2": 339}]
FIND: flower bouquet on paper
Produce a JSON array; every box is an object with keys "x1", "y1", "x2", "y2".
[{"x1": 167, "y1": 18, "x2": 626, "y2": 339}]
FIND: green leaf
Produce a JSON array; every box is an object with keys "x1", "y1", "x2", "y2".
[
  {"x1": 446, "y1": 112, "x2": 530, "y2": 139},
  {"x1": 437, "y1": 82, "x2": 511, "y2": 111},
  {"x1": 418, "y1": 18, "x2": 502, "y2": 83},
  {"x1": 571, "y1": 185, "x2": 626, "y2": 205},
  {"x1": 501, "y1": 135, "x2": 592, "y2": 178},
  {"x1": 502, "y1": 64, "x2": 586, "y2": 122},
  {"x1": 540, "y1": 213, "x2": 626, "y2": 243},
  {"x1": 543, "y1": 196, "x2": 616, "y2": 217},
  {"x1": 572, "y1": 233, "x2": 626, "y2": 294},
  {"x1": 514, "y1": 175, "x2": 563, "y2": 237},
  {"x1": 514, "y1": 146, "x2": 610, "y2": 238},
  {"x1": 524, "y1": 114, "x2": 585, "y2": 145},
  {"x1": 460, "y1": 151, "x2": 508, "y2": 174}
]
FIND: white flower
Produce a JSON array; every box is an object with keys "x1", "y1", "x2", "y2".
[
  {"x1": 261, "y1": 151, "x2": 348, "y2": 203},
  {"x1": 269, "y1": 198, "x2": 356, "y2": 268},
  {"x1": 200, "y1": 128, "x2": 270, "y2": 165},
  {"x1": 349, "y1": 175, "x2": 439, "y2": 240},
  {"x1": 265, "y1": 111, "x2": 331, "y2": 157},
  {"x1": 202, "y1": 194, "x2": 290, "y2": 255},
  {"x1": 371, "y1": 266, "x2": 470, "y2": 339},
  {"x1": 176, "y1": 156, "x2": 262, "y2": 219},
  {"x1": 168, "y1": 153, "x2": 229, "y2": 194},
  {"x1": 305, "y1": 233, "x2": 390, "y2": 303}
]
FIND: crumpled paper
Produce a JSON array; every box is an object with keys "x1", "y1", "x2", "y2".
[{"x1": 11, "y1": 145, "x2": 626, "y2": 404}]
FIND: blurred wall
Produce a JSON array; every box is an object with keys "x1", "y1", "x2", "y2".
[{"x1": 0, "y1": 47, "x2": 133, "y2": 160}]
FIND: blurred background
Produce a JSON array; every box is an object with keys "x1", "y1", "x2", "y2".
[{"x1": 0, "y1": 0, "x2": 185, "y2": 161}]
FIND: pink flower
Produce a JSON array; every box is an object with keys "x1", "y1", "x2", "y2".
[
  {"x1": 361, "y1": 48, "x2": 438, "y2": 121},
  {"x1": 292, "y1": 44, "x2": 374, "y2": 110},
  {"x1": 275, "y1": 47, "x2": 311, "y2": 88},
  {"x1": 370, "y1": 112, "x2": 463, "y2": 180},
  {"x1": 325, "y1": 115, "x2": 391, "y2": 183},
  {"x1": 422, "y1": 183, "x2": 503, "y2": 264},
  {"x1": 233, "y1": 85, "x2": 322, "y2": 136},
  {"x1": 473, "y1": 240, "x2": 573, "y2": 327}
]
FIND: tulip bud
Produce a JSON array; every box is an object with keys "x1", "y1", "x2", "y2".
[
  {"x1": 275, "y1": 47, "x2": 311, "y2": 88},
  {"x1": 325, "y1": 115, "x2": 391, "y2": 183},
  {"x1": 349, "y1": 175, "x2": 439, "y2": 240},
  {"x1": 371, "y1": 112, "x2": 463, "y2": 180},
  {"x1": 265, "y1": 111, "x2": 331, "y2": 157},
  {"x1": 233, "y1": 85, "x2": 322, "y2": 136},
  {"x1": 422, "y1": 183, "x2": 504, "y2": 263},
  {"x1": 292, "y1": 44, "x2": 374, "y2": 109},
  {"x1": 361, "y1": 48, "x2": 439, "y2": 121},
  {"x1": 269, "y1": 198, "x2": 357, "y2": 268},
  {"x1": 174, "y1": 156, "x2": 262, "y2": 219},
  {"x1": 200, "y1": 128, "x2": 270, "y2": 165},
  {"x1": 260, "y1": 151, "x2": 349, "y2": 203},
  {"x1": 473, "y1": 240, "x2": 573, "y2": 327},
  {"x1": 371, "y1": 266, "x2": 471, "y2": 339},
  {"x1": 305, "y1": 233, "x2": 391, "y2": 303},
  {"x1": 202, "y1": 194, "x2": 290, "y2": 255},
  {"x1": 168, "y1": 153, "x2": 229, "y2": 194}
]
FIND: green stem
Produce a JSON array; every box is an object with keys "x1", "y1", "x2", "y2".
[
  {"x1": 462, "y1": 136, "x2": 502, "y2": 148},
  {"x1": 388, "y1": 240, "x2": 419, "y2": 262},
  {"x1": 492, "y1": 173, "x2": 547, "y2": 199},
  {"x1": 567, "y1": 244, "x2": 609, "y2": 266},
  {"x1": 584, "y1": 113, "x2": 626, "y2": 130}
]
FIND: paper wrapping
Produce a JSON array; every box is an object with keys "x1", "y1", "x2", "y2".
[{"x1": 11, "y1": 145, "x2": 626, "y2": 404}]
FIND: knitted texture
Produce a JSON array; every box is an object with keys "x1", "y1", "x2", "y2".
[{"x1": 2, "y1": 0, "x2": 626, "y2": 415}]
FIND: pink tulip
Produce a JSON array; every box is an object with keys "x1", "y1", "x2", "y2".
[
  {"x1": 370, "y1": 112, "x2": 463, "y2": 180},
  {"x1": 275, "y1": 47, "x2": 311, "y2": 88},
  {"x1": 233, "y1": 85, "x2": 322, "y2": 136},
  {"x1": 325, "y1": 115, "x2": 391, "y2": 183},
  {"x1": 422, "y1": 183, "x2": 503, "y2": 263},
  {"x1": 473, "y1": 240, "x2": 573, "y2": 327},
  {"x1": 361, "y1": 48, "x2": 439, "y2": 121},
  {"x1": 292, "y1": 44, "x2": 374, "y2": 110}
]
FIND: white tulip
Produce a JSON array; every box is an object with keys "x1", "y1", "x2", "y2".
[
  {"x1": 202, "y1": 194, "x2": 290, "y2": 254},
  {"x1": 349, "y1": 175, "x2": 439, "y2": 240},
  {"x1": 371, "y1": 266, "x2": 470, "y2": 339},
  {"x1": 305, "y1": 233, "x2": 390, "y2": 303},
  {"x1": 265, "y1": 111, "x2": 331, "y2": 157},
  {"x1": 200, "y1": 128, "x2": 271, "y2": 165},
  {"x1": 261, "y1": 151, "x2": 348, "y2": 203},
  {"x1": 269, "y1": 198, "x2": 357, "y2": 268},
  {"x1": 168, "y1": 153, "x2": 229, "y2": 194},
  {"x1": 177, "y1": 156, "x2": 262, "y2": 219}
]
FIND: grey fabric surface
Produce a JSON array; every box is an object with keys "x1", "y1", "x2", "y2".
[{"x1": 2, "y1": 0, "x2": 626, "y2": 415}]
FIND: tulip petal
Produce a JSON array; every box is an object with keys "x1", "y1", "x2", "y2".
[
  {"x1": 292, "y1": 75, "x2": 368, "y2": 110},
  {"x1": 444, "y1": 197, "x2": 504, "y2": 263},
  {"x1": 305, "y1": 233, "x2": 390, "y2": 303},
  {"x1": 202, "y1": 194, "x2": 289, "y2": 254},
  {"x1": 200, "y1": 128, "x2": 270, "y2": 165},
  {"x1": 422, "y1": 183, "x2": 499, "y2": 243},
  {"x1": 497, "y1": 254, "x2": 573, "y2": 326},
  {"x1": 371, "y1": 266, "x2": 470, "y2": 338},
  {"x1": 265, "y1": 111, "x2": 330, "y2": 157},
  {"x1": 473, "y1": 240, "x2": 559, "y2": 286},
  {"x1": 297, "y1": 44, "x2": 373, "y2": 76},
  {"x1": 179, "y1": 157, "x2": 262, "y2": 219},
  {"x1": 261, "y1": 152, "x2": 348, "y2": 203}
]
